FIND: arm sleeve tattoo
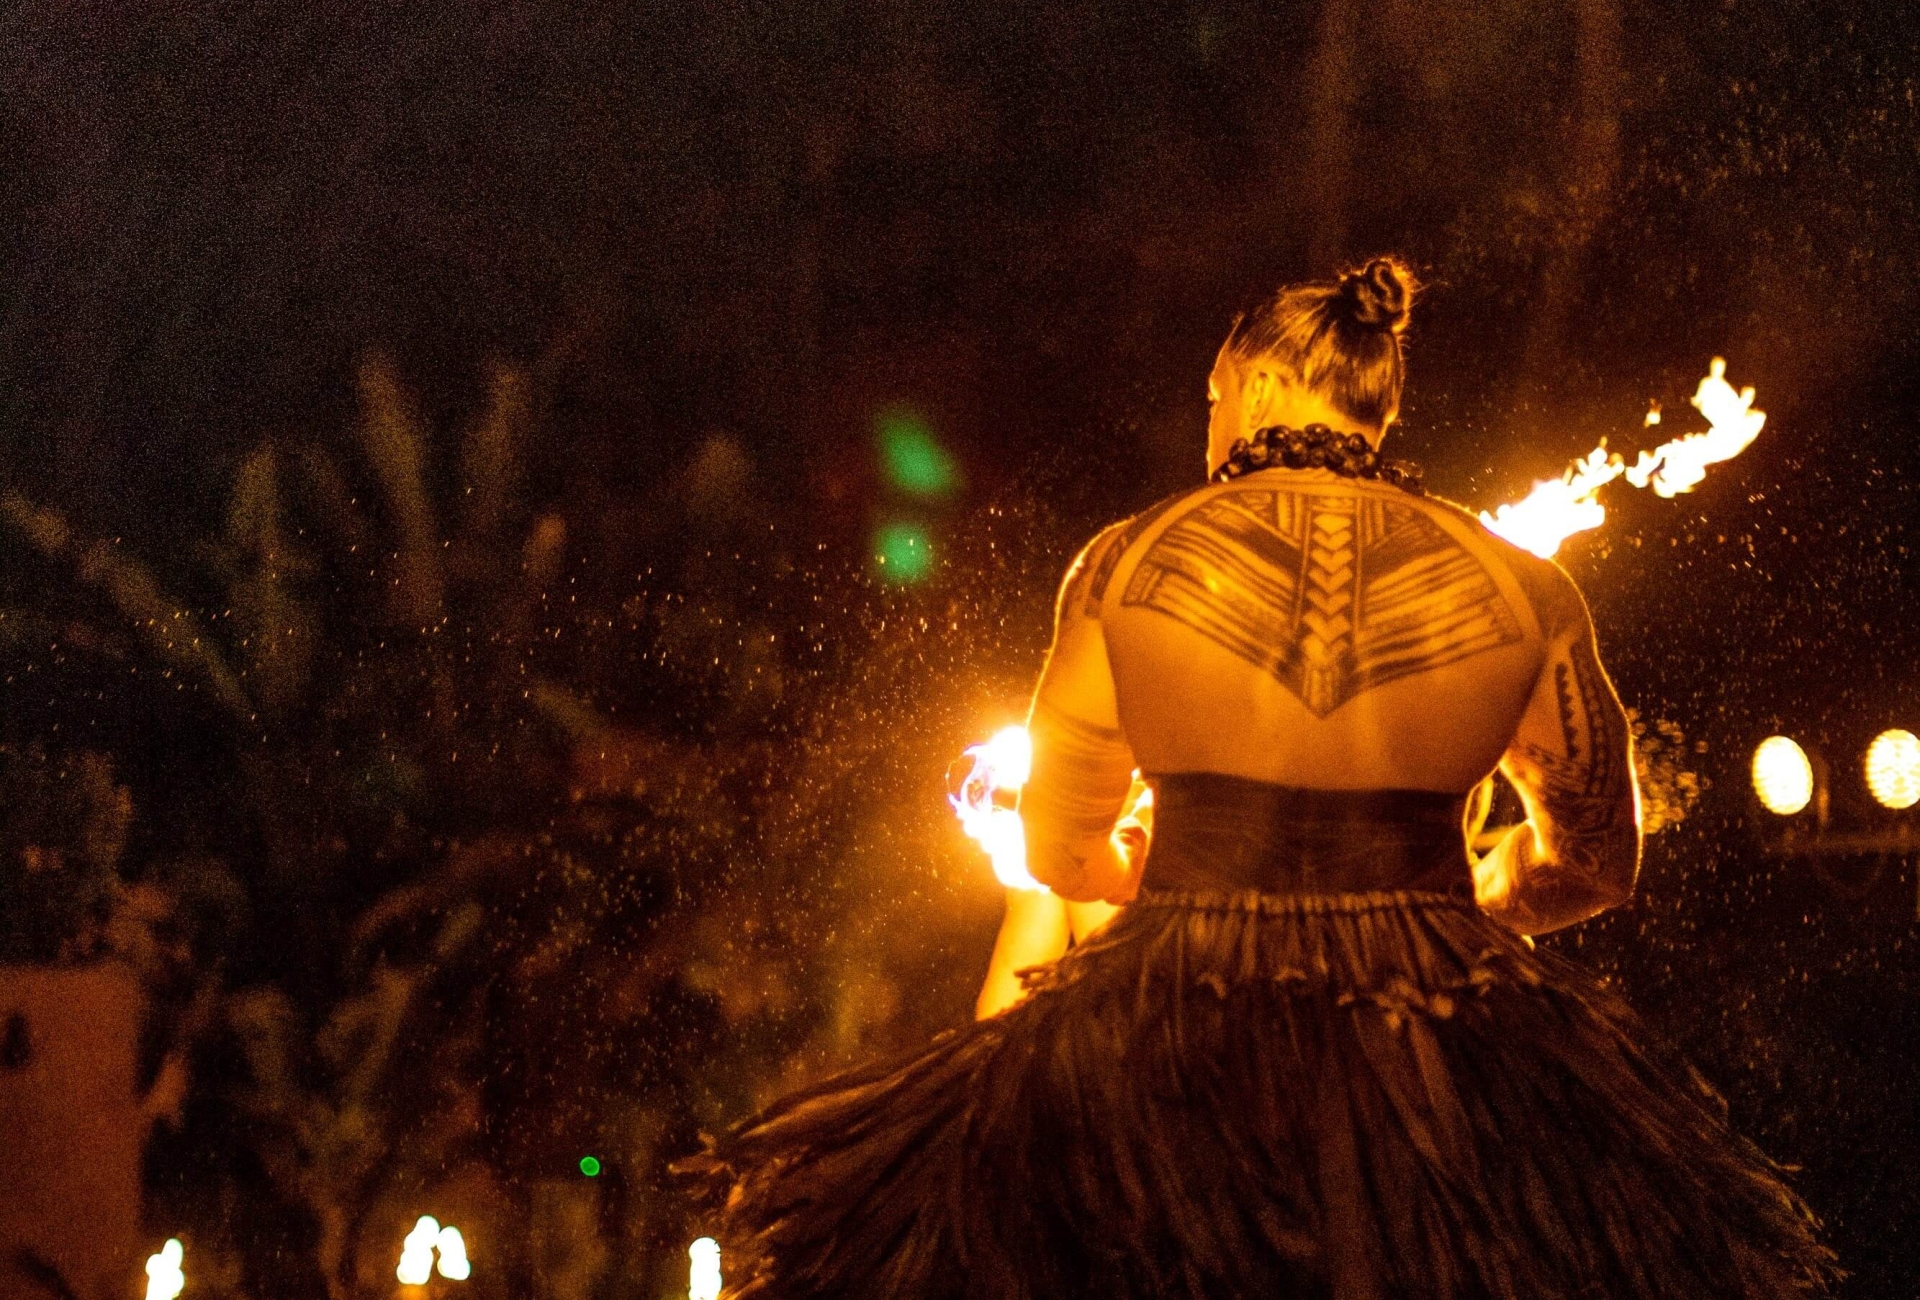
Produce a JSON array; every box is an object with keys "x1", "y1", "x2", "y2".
[{"x1": 1488, "y1": 591, "x2": 1641, "y2": 933}]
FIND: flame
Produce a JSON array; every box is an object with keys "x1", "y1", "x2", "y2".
[
  {"x1": 690, "y1": 1237, "x2": 723, "y2": 1300},
  {"x1": 144, "y1": 1239, "x2": 185, "y2": 1300},
  {"x1": 1623, "y1": 357, "x2": 1766, "y2": 497},
  {"x1": 949, "y1": 725, "x2": 1041, "y2": 890},
  {"x1": 1480, "y1": 358, "x2": 1765, "y2": 558},
  {"x1": 950, "y1": 727, "x2": 1155, "y2": 891},
  {"x1": 1477, "y1": 442, "x2": 1626, "y2": 559}
]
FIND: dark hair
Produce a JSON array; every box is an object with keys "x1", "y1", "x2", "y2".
[{"x1": 1224, "y1": 256, "x2": 1419, "y2": 431}]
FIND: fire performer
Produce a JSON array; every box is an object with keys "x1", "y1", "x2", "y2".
[{"x1": 681, "y1": 258, "x2": 1836, "y2": 1297}]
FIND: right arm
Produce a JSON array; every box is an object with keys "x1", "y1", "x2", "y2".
[
  {"x1": 1474, "y1": 562, "x2": 1641, "y2": 935},
  {"x1": 976, "y1": 525, "x2": 1140, "y2": 1015}
]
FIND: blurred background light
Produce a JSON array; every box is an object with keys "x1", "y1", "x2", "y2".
[
  {"x1": 877, "y1": 409, "x2": 959, "y2": 498},
  {"x1": 579, "y1": 1154, "x2": 602, "y2": 1177},
  {"x1": 435, "y1": 1225, "x2": 471, "y2": 1281},
  {"x1": 1864, "y1": 729, "x2": 1920, "y2": 810},
  {"x1": 873, "y1": 522, "x2": 933, "y2": 583},
  {"x1": 144, "y1": 1239, "x2": 185, "y2": 1300},
  {"x1": 689, "y1": 1237, "x2": 723, "y2": 1300},
  {"x1": 1752, "y1": 735, "x2": 1815, "y2": 815},
  {"x1": 398, "y1": 1217, "x2": 441, "y2": 1285},
  {"x1": 397, "y1": 1216, "x2": 471, "y2": 1284}
]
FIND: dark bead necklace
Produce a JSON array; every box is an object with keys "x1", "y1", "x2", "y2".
[{"x1": 1212, "y1": 423, "x2": 1425, "y2": 495}]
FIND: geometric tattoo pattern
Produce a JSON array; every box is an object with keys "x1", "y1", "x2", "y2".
[
  {"x1": 1120, "y1": 489, "x2": 1524, "y2": 717},
  {"x1": 1083, "y1": 490, "x2": 1192, "y2": 616},
  {"x1": 1519, "y1": 649, "x2": 1629, "y2": 803},
  {"x1": 1503, "y1": 634, "x2": 1638, "y2": 927}
]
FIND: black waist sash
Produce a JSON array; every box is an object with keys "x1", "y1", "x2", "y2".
[{"x1": 1140, "y1": 772, "x2": 1472, "y2": 897}]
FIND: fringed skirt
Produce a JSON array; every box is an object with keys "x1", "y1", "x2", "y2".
[{"x1": 681, "y1": 889, "x2": 1836, "y2": 1298}]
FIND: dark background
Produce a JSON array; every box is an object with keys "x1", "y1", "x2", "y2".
[{"x1": 2, "y1": 1, "x2": 1916, "y2": 1296}]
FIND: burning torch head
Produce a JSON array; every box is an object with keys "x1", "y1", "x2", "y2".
[{"x1": 948, "y1": 726, "x2": 1042, "y2": 891}]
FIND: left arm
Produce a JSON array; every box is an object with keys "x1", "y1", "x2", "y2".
[
  {"x1": 974, "y1": 781, "x2": 1144, "y2": 1018},
  {"x1": 975, "y1": 887, "x2": 1073, "y2": 1018},
  {"x1": 973, "y1": 527, "x2": 1141, "y2": 1016},
  {"x1": 1019, "y1": 530, "x2": 1140, "y2": 903},
  {"x1": 1473, "y1": 563, "x2": 1641, "y2": 933}
]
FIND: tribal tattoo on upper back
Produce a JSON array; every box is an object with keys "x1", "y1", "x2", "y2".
[
  {"x1": 1118, "y1": 487, "x2": 1525, "y2": 716},
  {"x1": 1083, "y1": 490, "x2": 1192, "y2": 617}
]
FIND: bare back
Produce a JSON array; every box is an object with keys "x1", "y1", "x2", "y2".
[
  {"x1": 1016, "y1": 465, "x2": 1641, "y2": 931},
  {"x1": 1095, "y1": 471, "x2": 1543, "y2": 792}
]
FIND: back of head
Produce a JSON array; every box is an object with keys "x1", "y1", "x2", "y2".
[{"x1": 1225, "y1": 256, "x2": 1419, "y2": 432}]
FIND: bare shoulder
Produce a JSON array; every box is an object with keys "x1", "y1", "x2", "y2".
[
  {"x1": 1510, "y1": 551, "x2": 1590, "y2": 641},
  {"x1": 1071, "y1": 486, "x2": 1209, "y2": 619},
  {"x1": 1419, "y1": 494, "x2": 1589, "y2": 641}
]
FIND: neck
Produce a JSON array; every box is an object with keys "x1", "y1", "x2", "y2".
[
  {"x1": 1211, "y1": 424, "x2": 1424, "y2": 494},
  {"x1": 1209, "y1": 417, "x2": 1385, "y2": 476}
]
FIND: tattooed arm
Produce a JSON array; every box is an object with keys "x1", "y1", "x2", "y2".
[
  {"x1": 1019, "y1": 527, "x2": 1141, "y2": 903},
  {"x1": 1474, "y1": 560, "x2": 1641, "y2": 935},
  {"x1": 975, "y1": 528, "x2": 1138, "y2": 1014}
]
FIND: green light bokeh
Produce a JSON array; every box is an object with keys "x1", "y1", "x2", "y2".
[
  {"x1": 579, "y1": 1155, "x2": 602, "y2": 1177},
  {"x1": 873, "y1": 522, "x2": 934, "y2": 583},
  {"x1": 877, "y1": 410, "x2": 959, "y2": 498}
]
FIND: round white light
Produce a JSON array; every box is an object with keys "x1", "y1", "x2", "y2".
[
  {"x1": 1864, "y1": 729, "x2": 1920, "y2": 810},
  {"x1": 1752, "y1": 736, "x2": 1814, "y2": 816},
  {"x1": 690, "y1": 1238, "x2": 723, "y2": 1300}
]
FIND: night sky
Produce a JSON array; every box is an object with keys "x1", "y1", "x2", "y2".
[{"x1": 3, "y1": 1, "x2": 1919, "y2": 1295}]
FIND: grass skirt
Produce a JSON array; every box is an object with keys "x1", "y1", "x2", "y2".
[{"x1": 682, "y1": 889, "x2": 1837, "y2": 1298}]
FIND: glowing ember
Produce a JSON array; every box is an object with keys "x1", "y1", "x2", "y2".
[
  {"x1": 1480, "y1": 358, "x2": 1765, "y2": 558},
  {"x1": 689, "y1": 1237, "x2": 723, "y2": 1300},
  {"x1": 144, "y1": 1239, "x2": 185, "y2": 1300},
  {"x1": 949, "y1": 724, "x2": 1043, "y2": 890}
]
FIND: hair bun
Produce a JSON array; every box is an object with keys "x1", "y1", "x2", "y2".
[{"x1": 1340, "y1": 257, "x2": 1416, "y2": 334}]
